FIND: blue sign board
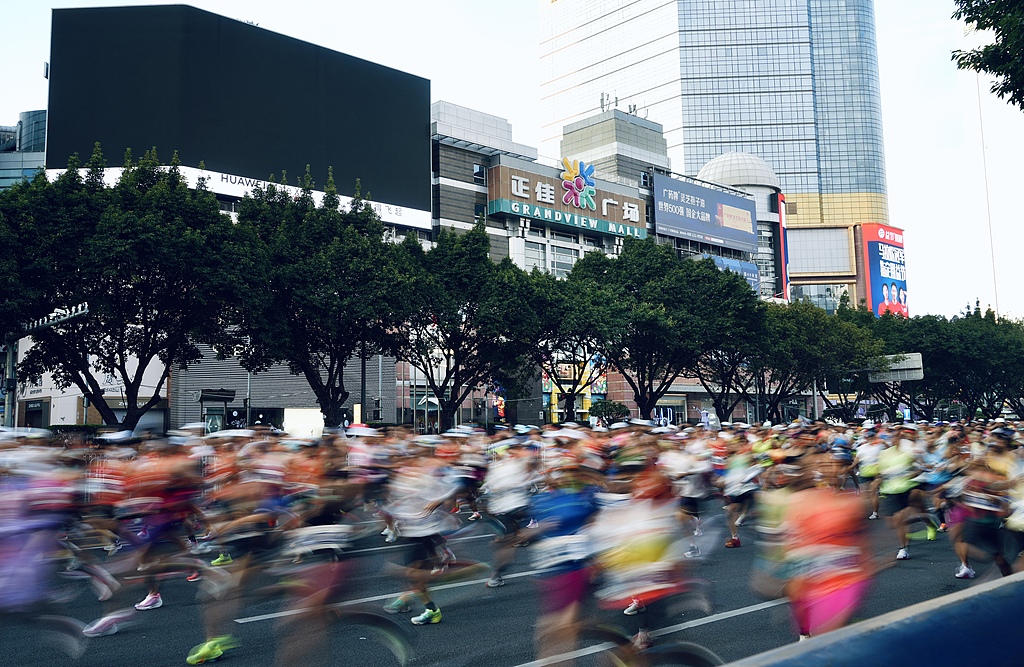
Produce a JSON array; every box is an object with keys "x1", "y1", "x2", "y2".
[
  {"x1": 653, "y1": 174, "x2": 758, "y2": 254},
  {"x1": 704, "y1": 254, "x2": 761, "y2": 293}
]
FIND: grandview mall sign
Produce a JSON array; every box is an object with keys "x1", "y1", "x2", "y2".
[{"x1": 487, "y1": 162, "x2": 647, "y2": 239}]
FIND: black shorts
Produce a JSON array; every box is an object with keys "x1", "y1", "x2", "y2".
[
  {"x1": 402, "y1": 535, "x2": 443, "y2": 568},
  {"x1": 964, "y1": 520, "x2": 1004, "y2": 557},
  {"x1": 726, "y1": 490, "x2": 757, "y2": 507},
  {"x1": 858, "y1": 475, "x2": 877, "y2": 486},
  {"x1": 489, "y1": 509, "x2": 530, "y2": 537},
  {"x1": 678, "y1": 496, "x2": 700, "y2": 516},
  {"x1": 882, "y1": 490, "x2": 911, "y2": 516},
  {"x1": 1008, "y1": 529, "x2": 1024, "y2": 556}
]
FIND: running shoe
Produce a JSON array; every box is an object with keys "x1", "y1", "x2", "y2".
[
  {"x1": 926, "y1": 524, "x2": 938, "y2": 541},
  {"x1": 868, "y1": 512, "x2": 879, "y2": 520},
  {"x1": 186, "y1": 635, "x2": 238, "y2": 665},
  {"x1": 187, "y1": 571, "x2": 202, "y2": 582},
  {"x1": 468, "y1": 512, "x2": 482, "y2": 521},
  {"x1": 486, "y1": 575, "x2": 505, "y2": 588},
  {"x1": 735, "y1": 513, "x2": 747, "y2": 526},
  {"x1": 211, "y1": 553, "x2": 233, "y2": 566},
  {"x1": 631, "y1": 630, "x2": 653, "y2": 650},
  {"x1": 624, "y1": 598, "x2": 646, "y2": 615},
  {"x1": 134, "y1": 592, "x2": 163, "y2": 610},
  {"x1": 939, "y1": 523, "x2": 948, "y2": 532},
  {"x1": 383, "y1": 597, "x2": 411, "y2": 614},
  {"x1": 684, "y1": 544, "x2": 701, "y2": 559},
  {"x1": 725, "y1": 538, "x2": 741, "y2": 548},
  {"x1": 896, "y1": 548, "x2": 910, "y2": 561},
  {"x1": 693, "y1": 520, "x2": 703, "y2": 537},
  {"x1": 190, "y1": 541, "x2": 215, "y2": 555},
  {"x1": 82, "y1": 611, "x2": 133, "y2": 637},
  {"x1": 954, "y1": 564, "x2": 976, "y2": 579},
  {"x1": 411, "y1": 608, "x2": 442, "y2": 625}
]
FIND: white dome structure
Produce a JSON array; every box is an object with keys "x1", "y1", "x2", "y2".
[{"x1": 697, "y1": 152, "x2": 780, "y2": 190}]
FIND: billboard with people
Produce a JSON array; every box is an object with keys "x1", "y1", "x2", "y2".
[{"x1": 861, "y1": 223, "x2": 908, "y2": 318}]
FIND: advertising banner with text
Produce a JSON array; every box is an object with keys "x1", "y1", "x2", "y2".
[
  {"x1": 862, "y1": 222, "x2": 908, "y2": 318},
  {"x1": 653, "y1": 174, "x2": 758, "y2": 253}
]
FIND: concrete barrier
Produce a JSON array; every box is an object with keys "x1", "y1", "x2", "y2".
[{"x1": 725, "y1": 571, "x2": 1024, "y2": 666}]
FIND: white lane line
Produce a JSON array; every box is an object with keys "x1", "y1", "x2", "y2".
[
  {"x1": 233, "y1": 567, "x2": 547, "y2": 624},
  {"x1": 345, "y1": 532, "x2": 492, "y2": 555},
  {"x1": 510, "y1": 599, "x2": 789, "y2": 667}
]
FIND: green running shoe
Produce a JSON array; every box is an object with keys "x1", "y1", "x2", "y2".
[
  {"x1": 186, "y1": 635, "x2": 238, "y2": 665},
  {"x1": 411, "y1": 608, "x2": 441, "y2": 625},
  {"x1": 211, "y1": 553, "x2": 233, "y2": 566}
]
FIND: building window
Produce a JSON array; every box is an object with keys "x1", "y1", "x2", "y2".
[
  {"x1": 473, "y1": 203, "x2": 486, "y2": 221},
  {"x1": 473, "y1": 164, "x2": 487, "y2": 185},
  {"x1": 525, "y1": 241, "x2": 546, "y2": 272},
  {"x1": 786, "y1": 201, "x2": 798, "y2": 215},
  {"x1": 550, "y1": 230, "x2": 577, "y2": 244},
  {"x1": 527, "y1": 226, "x2": 545, "y2": 238},
  {"x1": 640, "y1": 171, "x2": 651, "y2": 187},
  {"x1": 582, "y1": 236, "x2": 601, "y2": 248},
  {"x1": 551, "y1": 246, "x2": 579, "y2": 279}
]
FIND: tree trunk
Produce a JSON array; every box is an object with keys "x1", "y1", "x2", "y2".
[
  {"x1": 633, "y1": 392, "x2": 655, "y2": 420},
  {"x1": 562, "y1": 393, "x2": 577, "y2": 423},
  {"x1": 439, "y1": 401, "x2": 457, "y2": 432}
]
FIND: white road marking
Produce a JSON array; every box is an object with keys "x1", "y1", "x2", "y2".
[
  {"x1": 233, "y1": 567, "x2": 545, "y2": 624},
  {"x1": 510, "y1": 599, "x2": 789, "y2": 667}
]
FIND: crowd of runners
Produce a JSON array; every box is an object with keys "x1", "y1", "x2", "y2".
[{"x1": 2, "y1": 416, "x2": 1023, "y2": 663}]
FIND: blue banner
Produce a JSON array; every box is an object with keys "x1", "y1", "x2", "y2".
[{"x1": 653, "y1": 174, "x2": 758, "y2": 253}]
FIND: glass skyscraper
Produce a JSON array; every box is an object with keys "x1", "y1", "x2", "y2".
[{"x1": 540, "y1": 0, "x2": 890, "y2": 303}]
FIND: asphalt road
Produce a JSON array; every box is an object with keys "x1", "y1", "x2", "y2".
[{"x1": 5, "y1": 502, "x2": 1004, "y2": 667}]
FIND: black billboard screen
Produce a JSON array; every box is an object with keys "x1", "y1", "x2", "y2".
[{"x1": 47, "y1": 5, "x2": 430, "y2": 211}]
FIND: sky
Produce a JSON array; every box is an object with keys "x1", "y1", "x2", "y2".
[{"x1": 4, "y1": 1, "x2": 1022, "y2": 320}]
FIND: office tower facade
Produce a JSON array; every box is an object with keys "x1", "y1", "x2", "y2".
[{"x1": 540, "y1": 0, "x2": 890, "y2": 305}]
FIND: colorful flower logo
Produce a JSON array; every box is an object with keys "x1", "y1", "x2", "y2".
[{"x1": 561, "y1": 158, "x2": 597, "y2": 211}]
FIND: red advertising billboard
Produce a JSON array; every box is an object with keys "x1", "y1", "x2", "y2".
[{"x1": 861, "y1": 223, "x2": 908, "y2": 318}]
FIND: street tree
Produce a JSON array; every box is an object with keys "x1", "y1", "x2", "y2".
[
  {"x1": 589, "y1": 399, "x2": 630, "y2": 426},
  {"x1": 953, "y1": 0, "x2": 1024, "y2": 111},
  {"x1": 393, "y1": 221, "x2": 535, "y2": 431},
  {"x1": 6, "y1": 146, "x2": 250, "y2": 430},
  {"x1": 693, "y1": 295, "x2": 766, "y2": 422},
  {"x1": 233, "y1": 169, "x2": 404, "y2": 427},
  {"x1": 952, "y1": 303, "x2": 1009, "y2": 419},
  {"x1": 741, "y1": 301, "x2": 883, "y2": 423},
  {"x1": 526, "y1": 268, "x2": 609, "y2": 423},
  {"x1": 573, "y1": 238, "x2": 759, "y2": 420}
]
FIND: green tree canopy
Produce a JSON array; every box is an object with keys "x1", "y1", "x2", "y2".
[
  {"x1": 573, "y1": 238, "x2": 761, "y2": 419},
  {"x1": 953, "y1": 0, "x2": 1024, "y2": 111},
  {"x1": 525, "y1": 267, "x2": 610, "y2": 422},
  {"x1": 4, "y1": 146, "x2": 250, "y2": 429},
  {"x1": 392, "y1": 222, "x2": 536, "y2": 431},
  {"x1": 233, "y1": 169, "x2": 405, "y2": 427}
]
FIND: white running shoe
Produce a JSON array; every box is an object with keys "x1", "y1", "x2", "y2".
[
  {"x1": 868, "y1": 512, "x2": 879, "y2": 520},
  {"x1": 624, "y1": 598, "x2": 646, "y2": 615},
  {"x1": 134, "y1": 593, "x2": 162, "y2": 611},
  {"x1": 896, "y1": 548, "x2": 910, "y2": 561},
  {"x1": 954, "y1": 564, "x2": 976, "y2": 579}
]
